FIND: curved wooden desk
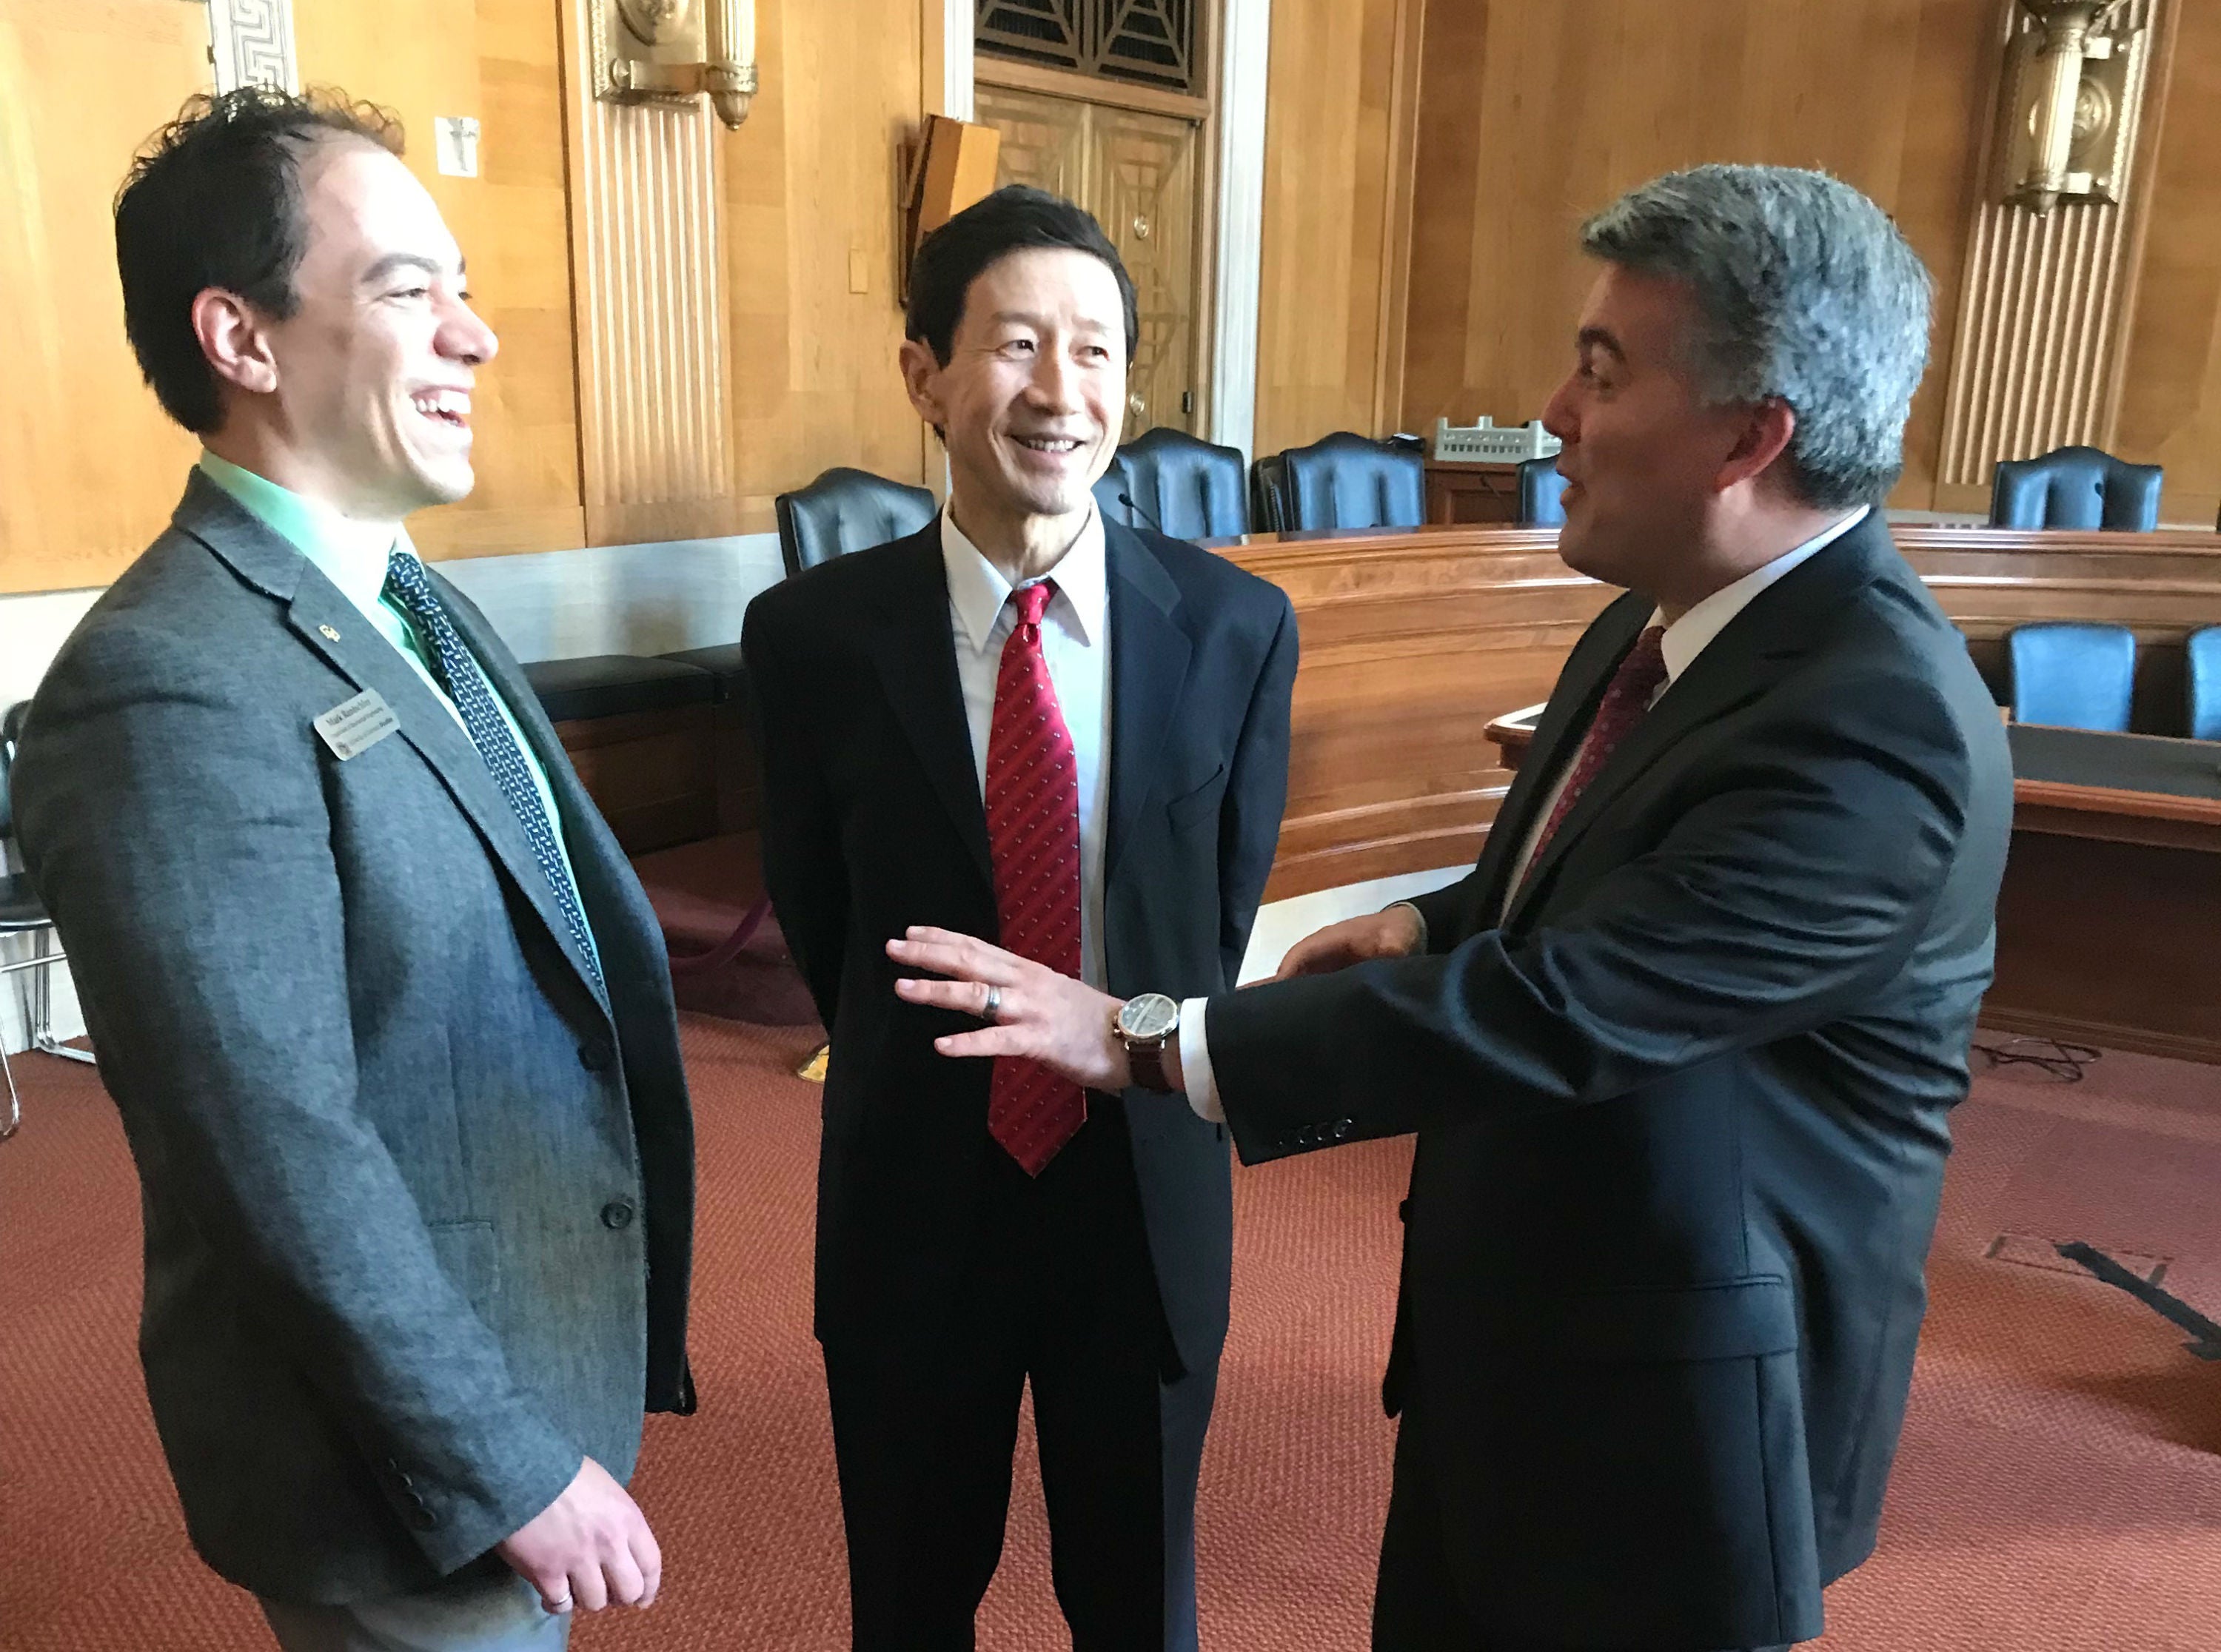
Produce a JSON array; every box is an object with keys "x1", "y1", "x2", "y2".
[
  {"x1": 1224, "y1": 520, "x2": 2221, "y2": 901},
  {"x1": 1225, "y1": 521, "x2": 2221, "y2": 1064}
]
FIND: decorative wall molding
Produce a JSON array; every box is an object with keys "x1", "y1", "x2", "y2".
[
  {"x1": 1208, "y1": 0, "x2": 1267, "y2": 460},
  {"x1": 943, "y1": 0, "x2": 976, "y2": 118},
  {"x1": 1935, "y1": 0, "x2": 2176, "y2": 496},
  {"x1": 564, "y1": 0, "x2": 737, "y2": 545},
  {"x1": 204, "y1": 0, "x2": 298, "y2": 94}
]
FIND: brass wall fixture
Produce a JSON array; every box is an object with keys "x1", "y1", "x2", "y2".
[
  {"x1": 1992, "y1": 0, "x2": 2148, "y2": 214},
  {"x1": 591, "y1": 0, "x2": 758, "y2": 130}
]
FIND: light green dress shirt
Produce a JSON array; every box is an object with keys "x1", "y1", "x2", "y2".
[{"x1": 196, "y1": 452, "x2": 600, "y2": 970}]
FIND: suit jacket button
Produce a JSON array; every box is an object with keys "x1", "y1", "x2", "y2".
[
  {"x1": 579, "y1": 1035, "x2": 615, "y2": 1072},
  {"x1": 1332, "y1": 1119, "x2": 1351, "y2": 1140},
  {"x1": 408, "y1": 1500, "x2": 438, "y2": 1532},
  {"x1": 601, "y1": 1200, "x2": 635, "y2": 1230}
]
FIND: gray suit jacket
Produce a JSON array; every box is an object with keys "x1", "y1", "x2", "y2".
[{"x1": 13, "y1": 474, "x2": 695, "y2": 1604}]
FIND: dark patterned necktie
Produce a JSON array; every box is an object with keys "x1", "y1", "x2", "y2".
[
  {"x1": 983, "y1": 580, "x2": 1085, "y2": 1175},
  {"x1": 383, "y1": 549, "x2": 601, "y2": 985},
  {"x1": 1518, "y1": 623, "x2": 1669, "y2": 888}
]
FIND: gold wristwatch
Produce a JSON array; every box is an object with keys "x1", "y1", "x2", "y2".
[{"x1": 1114, "y1": 993, "x2": 1181, "y2": 1092}]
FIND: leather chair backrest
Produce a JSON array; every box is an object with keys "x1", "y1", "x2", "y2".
[
  {"x1": 2188, "y1": 627, "x2": 2221, "y2": 741},
  {"x1": 1989, "y1": 446, "x2": 2163, "y2": 531},
  {"x1": 1249, "y1": 454, "x2": 1289, "y2": 533},
  {"x1": 1116, "y1": 426, "x2": 1249, "y2": 540},
  {"x1": 1518, "y1": 456, "x2": 1568, "y2": 527},
  {"x1": 2007, "y1": 622, "x2": 2137, "y2": 732},
  {"x1": 1093, "y1": 454, "x2": 1136, "y2": 529},
  {"x1": 1276, "y1": 432, "x2": 1425, "y2": 531},
  {"x1": 775, "y1": 467, "x2": 938, "y2": 577}
]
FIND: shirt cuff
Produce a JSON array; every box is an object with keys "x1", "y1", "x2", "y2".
[
  {"x1": 1178, "y1": 998, "x2": 1224, "y2": 1123},
  {"x1": 1389, "y1": 899, "x2": 1428, "y2": 953}
]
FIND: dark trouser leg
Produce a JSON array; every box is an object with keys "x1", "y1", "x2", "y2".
[
  {"x1": 822, "y1": 1326, "x2": 1025, "y2": 1652},
  {"x1": 1373, "y1": 1403, "x2": 1484, "y2": 1652},
  {"x1": 1028, "y1": 1101, "x2": 1213, "y2": 1652}
]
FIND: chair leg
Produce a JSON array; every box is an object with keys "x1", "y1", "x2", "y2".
[
  {"x1": 27, "y1": 927, "x2": 93, "y2": 1067},
  {"x1": 0, "y1": 1041, "x2": 19, "y2": 1142}
]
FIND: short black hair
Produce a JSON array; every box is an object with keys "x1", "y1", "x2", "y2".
[
  {"x1": 114, "y1": 86, "x2": 403, "y2": 434},
  {"x1": 905, "y1": 185, "x2": 1138, "y2": 367}
]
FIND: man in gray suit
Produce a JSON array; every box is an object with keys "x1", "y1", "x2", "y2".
[{"x1": 13, "y1": 88, "x2": 695, "y2": 1649}]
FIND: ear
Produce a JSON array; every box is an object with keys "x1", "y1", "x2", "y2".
[
  {"x1": 1715, "y1": 396, "x2": 1797, "y2": 493},
  {"x1": 898, "y1": 338, "x2": 947, "y2": 436},
  {"x1": 191, "y1": 287, "x2": 281, "y2": 400}
]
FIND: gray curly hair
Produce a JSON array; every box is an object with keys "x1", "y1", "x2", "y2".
[{"x1": 1580, "y1": 164, "x2": 1932, "y2": 509}]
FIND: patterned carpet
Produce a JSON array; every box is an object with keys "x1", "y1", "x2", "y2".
[{"x1": 1, "y1": 1018, "x2": 2217, "y2": 1650}]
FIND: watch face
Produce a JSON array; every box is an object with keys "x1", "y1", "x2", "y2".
[{"x1": 1119, "y1": 993, "x2": 1179, "y2": 1041}]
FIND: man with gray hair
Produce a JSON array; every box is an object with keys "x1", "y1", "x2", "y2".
[{"x1": 883, "y1": 164, "x2": 2013, "y2": 1648}]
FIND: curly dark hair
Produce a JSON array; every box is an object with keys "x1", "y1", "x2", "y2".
[{"x1": 114, "y1": 86, "x2": 404, "y2": 433}]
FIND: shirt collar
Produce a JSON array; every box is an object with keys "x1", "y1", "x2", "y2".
[
  {"x1": 1656, "y1": 505, "x2": 1869, "y2": 684},
  {"x1": 940, "y1": 500, "x2": 1108, "y2": 656},
  {"x1": 195, "y1": 450, "x2": 405, "y2": 614}
]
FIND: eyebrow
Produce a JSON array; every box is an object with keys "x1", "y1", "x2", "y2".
[
  {"x1": 1577, "y1": 326, "x2": 1627, "y2": 363},
  {"x1": 986, "y1": 309, "x2": 1111, "y2": 335},
  {"x1": 360, "y1": 252, "x2": 464, "y2": 288}
]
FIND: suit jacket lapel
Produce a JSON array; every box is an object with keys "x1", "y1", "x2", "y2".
[
  {"x1": 1105, "y1": 523, "x2": 1191, "y2": 884},
  {"x1": 1504, "y1": 517, "x2": 1896, "y2": 927},
  {"x1": 1471, "y1": 593, "x2": 1649, "y2": 920},
  {"x1": 178, "y1": 477, "x2": 611, "y2": 1010},
  {"x1": 865, "y1": 526, "x2": 996, "y2": 890}
]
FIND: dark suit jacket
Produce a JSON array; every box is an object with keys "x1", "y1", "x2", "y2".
[
  {"x1": 743, "y1": 517, "x2": 1296, "y2": 1375},
  {"x1": 13, "y1": 475, "x2": 694, "y2": 1604},
  {"x1": 1205, "y1": 514, "x2": 2012, "y2": 1648}
]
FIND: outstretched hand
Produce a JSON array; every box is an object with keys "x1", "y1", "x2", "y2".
[
  {"x1": 1270, "y1": 906, "x2": 1425, "y2": 981},
  {"x1": 887, "y1": 927, "x2": 1133, "y2": 1091}
]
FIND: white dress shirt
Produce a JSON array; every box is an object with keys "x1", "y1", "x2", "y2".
[
  {"x1": 1176, "y1": 506, "x2": 1869, "y2": 1122},
  {"x1": 942, "y1": 503, "x2": 1113, "y2": 990}
]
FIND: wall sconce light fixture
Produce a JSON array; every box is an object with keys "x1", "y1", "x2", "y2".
[
  {"x1": 1993, "y1": 0, "x2": 2146, "y2": 214},
  {"x1": 591, "y1": 0, "x2": 758, "y2": 130}
]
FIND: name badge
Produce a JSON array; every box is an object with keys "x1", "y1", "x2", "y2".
[{"x1": 314, "y1": 688, "x2": 400, "y2": 761}]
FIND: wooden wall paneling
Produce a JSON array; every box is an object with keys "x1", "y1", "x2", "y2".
[
  {"x1": 2111, "y1": 0, "x2": 2221, "y2": 528},
  {"x1": 1251, "y1": 0, "x2": 1417, "y2": 462},
  {"x1": 552, "y1": 703, "x2": 718, "y2": 852},
  {"x1": 1396, "y1": 0, "x2": 1998, "y2": 511},
  {"x1": 722, "y1": 0, "x2": 928, "y2": 534},
  {"x1": 1933, "y1": 0, "x2": 2180, "y2": 514},
  {"x1": 293, "y1": 0, "x2": 586, "y2": 560},
  {"x1": 0, "y1": 0, "x2": 209, "y2": 595}
]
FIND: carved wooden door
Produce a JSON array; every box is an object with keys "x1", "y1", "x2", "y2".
[{"x1": 972, "y1": 84, "x2": 1199, "y2": 440}]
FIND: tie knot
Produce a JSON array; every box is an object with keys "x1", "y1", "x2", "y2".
[
  {"x1": 1010, "y1": 580, "x2": 1056, "y2": 629},
  {"x1": 1618, "y1": 624, "x2": 1669, "y2": 693}
]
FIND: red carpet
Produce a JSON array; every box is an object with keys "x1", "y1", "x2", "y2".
[{"x1": 1, "y1": 1024, "x2": 2217, "y2": 1650}]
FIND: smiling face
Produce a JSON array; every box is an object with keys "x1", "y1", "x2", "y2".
[
  {"x1": 241, "y1": 138, "x2": 497, "y2": 520},
  {"x1": 900, "y1": 246, "x2": 1125, "y2": 545},
  {"x1": 1540, "y1": 264, "x2": 1757, "y2": 594}
]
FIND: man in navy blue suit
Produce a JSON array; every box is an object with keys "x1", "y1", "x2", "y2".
[{"x1": 745, "y1": 187, "x2": 1297, "y2": 1651}]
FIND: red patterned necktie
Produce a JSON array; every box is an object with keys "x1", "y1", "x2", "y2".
[
  {"x1": 983, "y1": 580, "x2": 1087, "y2": 1175},
  {"x1": 1519, "y1": 624, "x2": 1669, "y2": 887}
]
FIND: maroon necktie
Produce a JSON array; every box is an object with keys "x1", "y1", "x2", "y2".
[
  {"x1": 1520, "y1": 624, "x2": 1669, "y2": 884},
  {"x1": 983, "y1": 580, "x2": 1086, "y2": 1175}
]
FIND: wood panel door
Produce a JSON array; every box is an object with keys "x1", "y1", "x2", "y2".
[
  {"x1": 974, "y1": 82, "x2": 1199, "y2": 440},
  {"x1": 0, "y1": 0, "x2": 210, "y2": 595}
]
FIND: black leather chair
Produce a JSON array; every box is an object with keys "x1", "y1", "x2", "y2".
[
  {"x1": 1989, "y1": 446, "x2": 2162, "y2": 531},
  {"x1": 1250, "y1": 453, "x2": 1290, "y2": 533},
  {"x1": 1519, "y1": 456, "x2": 1569, "y2": 527},
  {"x1": 774, "y1": 466, "x2": 938, "y2": 577},
  {"x1": 520, "y1": 655, "x2": 715, "y2": 724},
  {"x1": 1273, "y1": 432, "x2": 1426, "y2": 531},
  {"x1": 1093, "y1": 454, "x2": 1136, "y2": 529},
  {"x1": 1115, "y1": 427, "x2": 1248, "y2": 540},
  {"x1": 2006, "y1": 623, "x2": 2137, "y2": 731},
  {"x1": 1, "y1": 699, "x2": 90, "y2": 1140}
]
